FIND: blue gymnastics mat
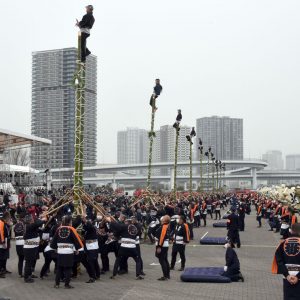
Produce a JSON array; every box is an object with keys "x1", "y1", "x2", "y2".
[
  {"x1": 181, "y1": 267, "x2": 231, "y2": 283},
  {"x1": 200, "y1": 236, "x2": 227, "y2": 245}
]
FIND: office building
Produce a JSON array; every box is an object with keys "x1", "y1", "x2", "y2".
[
  {"x1": 286, "y1": 154, "x2": 300, "y2": 171},
  {"x1": 117, "y1": 128, "x2": 148, "y2": 165},
  {"x1": 262, "y1": 150, "x2": 284, "y2": 170},
  {"x1": 196, "y1": 116, "x2": 243, "y2": 160},
  {"x1": 31, "y1": 48, "x2": 97, "y2": 169}
]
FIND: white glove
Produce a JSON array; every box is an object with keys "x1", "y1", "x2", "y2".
[{"x1": 224, "y1": 266, "x2": 228, "y2": 272}]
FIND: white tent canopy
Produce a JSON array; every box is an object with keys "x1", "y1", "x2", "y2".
[{"x1": 0, "y1": 164, "x2": 40, "y2": 174}]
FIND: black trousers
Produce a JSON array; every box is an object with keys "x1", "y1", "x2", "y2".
[
  {"x1": 201, "y1": 214, "x2": 207, "y2": 226},
  {"x1": 207, "y1": 210, "x2": 213, "y2": 219},
  {"x1": 24, "y1": 259, "x2": 36, "y2": 279},
  {"x1": 0, "y1": 259, "x2": 6, "y2": 273},
  {"x1": 283, "y1": 278, "x2": 300, "y2": 300},
  {"x1": 17, "y1": 254, "x2": 24, "y2": 276},
  {"x1": 100, "y1": 242, "x2": 118, "y2": 272},
  {"x1": 87, "y1": 257, "x2": 100, "y2": 279},
  {"x1": 149, "y1": 95, "x2": 158, "y2": 107},
  {"x1": 112, "y1": 247, "x2": 142, "y2": 277},
  {"x1": 227, "y1": 230, "x2": 241, "y2": 248},
  {"x1": 148, "y1": 227, "x2": 156, "y2": 243},
  {"x1": 156, "y1": 247, "x2": 170, "y2": 278},
  {"x1": 188, "y1": 223, "x2": 194, "y2": 240},
  {"x1": 171, "y1": 244, "x2": 186, "y2": 269},
  {"x1": 136, "y1": 244, "x2": 144, "y2": 272},
  {"x1": 81, "y1": 32, "x2": 91, "y2": 62},
  {"x1": 257, "y1": 216, "x2": 262, "y2": 227},
  {"x1": 40, "y1": 251, "x2": 56, "y2": 278},
  {"x1": 239, "y1": 216, "x2": 245, "y2": 231},
  {"x1": 215, "y1": 210, "x2": 221, "y2": 220},
  {"x1": 55, "y1": 266, "x2": 72, "y2": 286},
  {"x1": 72, "y1": 252, "x2": 92, "y2": 277},
  {"x1": 222, "y1": 267, "x2": 240, "y2": 281},
  {"x1": 194, "y1": 215, "x2": 201, "y2": 227}
]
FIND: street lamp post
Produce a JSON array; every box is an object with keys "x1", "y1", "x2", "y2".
[
  {"x1": 211, "y1": 155, "x2": 215, "y2": 192},
  {"x1": 172, "y1": 109, "x2": 182, "y2": 200},
  {"x1": 204, "y1": 147, "x2": 212, "y2": 191},
  {"x1": 198, "y1": 138, "x2": 204, "y2": 191},
  {"x1": 215, "y1": 160, "x2": 221, "y2": 191},
  {"x1": 221, "y1": 162, "x2": 226, "y2": 189},
  {"x1": 186, "y1": 127, "x2": 196, "y2": 197}
]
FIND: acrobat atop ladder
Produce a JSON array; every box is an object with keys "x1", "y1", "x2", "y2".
[{"x1": 73, "y1": 32, "x2": 86, "y2": 212}]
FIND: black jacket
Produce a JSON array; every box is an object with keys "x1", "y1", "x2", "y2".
[
  {"x1": 79, "y1": 12, "x2": 95, "y2": 29},
  {"x1": 227, "y1": 213, "x2": 239, "y2": 231},
  {"x1": 225, "y1": 247, "x2": 240, "y2": 270},
  {"x1": 273, "y1": 235, "x2": 300, "y2": 278},
  {"x1": 154, "y1": 84, "x2": 162, "y2": 96},
  {"x1": 176, "y1": 113, "x2": 182, "y2": 122}
]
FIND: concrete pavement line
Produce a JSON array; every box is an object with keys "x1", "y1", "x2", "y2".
[
  {"x1": 200, "y1": 231, "x2": 209, "y2": 239},
  {"x1": 187, "y1": 244, "x2": 276, "y2": 248},
  {"x1": 149, "y1": 262, "x2": 160, "y2": 266}
]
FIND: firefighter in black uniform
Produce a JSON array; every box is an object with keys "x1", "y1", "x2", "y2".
[
  {"x1": 0, "y1": 211, "x2": 11, "y2": 278},
  {"x1": 155, "y1": 215, "x2": 171, "y2": 281},
  {"x1": 82, "y1": 216, "x2": 100, "y2": 283},
  {"x1": 14, "y1": 213, "x2": 25, "y2": 278},
  {"x1": 23, "y1": 214, "x2": 45, "y2": 283},
  {"x1": 149, "y1": 79, "x2": 163, "y2": 110},
  {"x1": 40, "y1": 220, "x2": 58, "y2": 279},
  {"x1": 226, "y1": 209, "x2": 241, "y2": 248},
  {"x1": 222, "y1": 240, "x2": 244, "y2": 281},
  {"x1": 272, "y1": 223, "x2": 300, "y2": 300},
  {"x1": 106, "y1": 217, "x2": 143, "y2": 280},
  {"x1": 238, "y1": 202, "x2": 246, "y2": 232},
  {"x1": 51, "y1": 215, "x2": 83, "y2": 289},
  {"x1": 98, "y1": 225, "x2": 118, "y2": 274},
  {"x1": 132, "y1": 216, "x2": 145, "y2": 276},
  {"x1": 170, "y1": 215, "x2": 190, "y2": 271},
  {"x1": 76, "y1": 5, "x2": 95, "y2": 63},
  {"x1": 173, "y1": 110, "x2": 182, "y2": 129}
]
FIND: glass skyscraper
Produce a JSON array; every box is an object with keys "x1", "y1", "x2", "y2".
[
  {"x1": 196, "y1": 116, "x2": 243, "y2": 161},
  {"x1": 31, "y1": 48, "x2": 97, "y2": 169}
]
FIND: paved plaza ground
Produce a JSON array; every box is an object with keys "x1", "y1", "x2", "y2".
[{"x1": 0, "y1": 211, "x2": 283, "y2": 300}]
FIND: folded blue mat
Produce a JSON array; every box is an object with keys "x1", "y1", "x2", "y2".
[
  {"x1": 213, "y1": 222, "x2": 227, "y2": 227},
  {"x1": 181, "y1": 267, "x2": 231, "y2": 283},
  {"x1": 200, "y1": 236, "x2": 227, "y2": 245}
]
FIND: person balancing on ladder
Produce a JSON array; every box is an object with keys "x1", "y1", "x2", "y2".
[
  {"x1": 76, "y1": 5, "x2": 95, "y2": 63},
  {"x1": 149, "y1": 79, "x2": 163, "y2": 111}
]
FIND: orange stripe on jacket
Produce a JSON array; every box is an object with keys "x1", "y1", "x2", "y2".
[
  {"x1": 272, "y1": 240, "x2": 284, "y2": 274},
  {"x1": 159, "y1": 224, "x2": 168, "y2": 247},
  {"x1": 0, "y1": 221, "x2": 4, "y2": 243},
  {"x1": 184, "y1": 223, "x2": 190, "y2": 242},
  {"x1": 291, "y1": 215, "x2": 297, "y2": 225},
  {"x1": 65, "y1": 226, "x2": 84, "y2": 248},
  {"x1": 190, "y1": 205, "x2": 198, "y2": 219},
  {"x1": 257, "y1": 206, "x2": 262, "y2": 215}
]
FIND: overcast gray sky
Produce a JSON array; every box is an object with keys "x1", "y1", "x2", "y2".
[{"x1": 0, "y1": 0, "x2": 299, "y2": 164}]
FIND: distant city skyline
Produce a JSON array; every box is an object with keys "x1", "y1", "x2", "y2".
[{"x1": 1, "y1": 1, "x2": 300, "y2": 165}]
